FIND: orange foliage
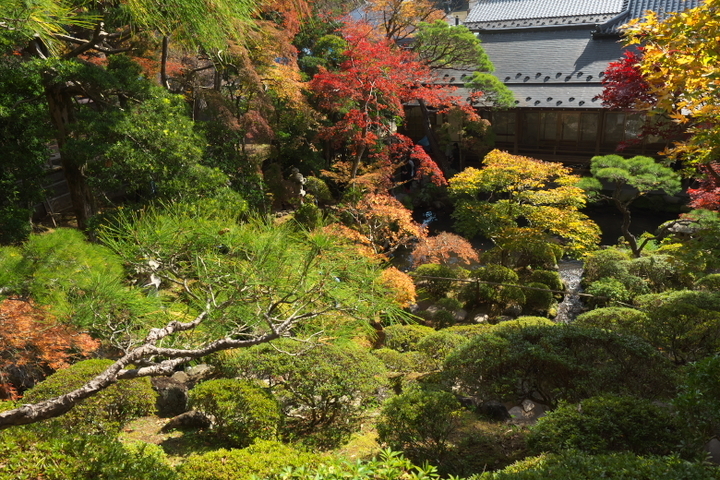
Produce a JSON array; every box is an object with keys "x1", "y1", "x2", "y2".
[
  {"x1": 335, "y1": 193, "x2": 426, "y2": 256},
  {"x1": 411, "y1": 231, "x2": 479, "y2": 268},
  {"x1": 0, "y1": 299, "x2": 99, "y2": 399},
  {"x1": 378, "y1": 267, "x2": 417, "y2": 308}
]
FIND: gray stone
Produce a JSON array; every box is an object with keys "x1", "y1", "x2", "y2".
[
  {"x1": 474, "y1": 314, "x2": 489, "y2": 323},
  {"x1": 171, "y1": 371, "x2": 190, "y2": 383},
  {"x1": 507, "y1": 400, "x2": 547, "y2": 425},
  {"x1": 425, "y1": 305, "x2": 441, "y2": 317},
  {"x1": 186, "y1": 363, "x2": 215, "y2": 382},
  {"x1": 152, "y1": 376, "x2": 189, "y2": 418},
  {"x1": 706, "y1": 438, "x2": 720, "y2": 465},
  {"x1": 454, "y1": 309, "x2": 467, "y2": 322},
  {"x1": 161, "y1": 410, "x2": 212, "y2": 432}
]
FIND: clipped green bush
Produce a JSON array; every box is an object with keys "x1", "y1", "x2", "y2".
[
  {"x1": 216, "y1": 340, "x2": 387, "y2": 449},
  {"x1": 674, "y1": 355, "x2": 720, "y2": 456},
  {"x1": 625, "y1": 254, "x2": 687, "y2": 292},
  {"x1": 522, "y1": 282, "x2": 554, "y2": 314},
  {"x1": 574, "y1": 307, "x2": 648, "y2": 337},
  {"x1": 444, "y1": 325, "x2": 675, "y2": 408},
  {"x1": 303, "y1": 176, "x2": 333, "y2": 205},
  {"x1": 585, "y1": 277, "x2": 632, "y2": 307},
  {"x1": 444, "y1": 324, "x2": 494, "y2": 337},
  {"x1": 582, "y1": 248, "x2": 632, "y2": 285},
  {"x1": 177, "y1": 440, "x2": 320, "y2": 480},
  {"x1": 189, "y1": 379, "x2": 281, "y2": 448},
  {"x1": 377, "y1": 387, "x2": 463, "y2": 465},
  {"x1": 22, "y1": 359, "x2": 156, "y2": 434},
  {"x1": 293, "y1": 202, "x2": 323, "y2": 230},
  {"x1": 383, "y1": 324, "x2": 436, "y2": 352},
  {"x1": 527, "y1": 395, "x2": 681, "y2": 456},
  {"x1": 460, "y1": 265, "x2": 525, "y2": 310},
  {"x1": 476, "y1": 451, "x2": 720, "y2": 480},
  {"x1": 527, "y1": 269, "x2": 563, "y2": 292},
  {"x1": 413, "y1": 264, "x2": 460, "y2": 299},
  {"x1": 0, "y1": 428, "x2": 177, "y2": 480},
  {"x1": 634, "y1": 290, "x2": 720, "y2": 364},
  {"x1": 416, "y1": 330, "x2": 467, "y2": 367},
  {"x1": 695, "y1": 273, "x2": 720, "y2": 292},
  {"x1": 491, "y1": 316, "x2": 555, "y2": 334}
]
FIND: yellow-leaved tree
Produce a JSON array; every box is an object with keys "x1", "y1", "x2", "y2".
[{"x1": 448, "y1": 150, "x2": 600, "y2": 267}]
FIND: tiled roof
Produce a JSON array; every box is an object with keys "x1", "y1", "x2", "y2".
[
  {"x1": 597, "y1": 0, "x2": 702, "y2": 33},
  {"x1": 465, "y1": 0, "x2": 626, "y2": 29}
]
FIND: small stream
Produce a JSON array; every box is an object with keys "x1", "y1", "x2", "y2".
[{"x1": 554, "y1": 259, "x2": 585, "y2": 323}]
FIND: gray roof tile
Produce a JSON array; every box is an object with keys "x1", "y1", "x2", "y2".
[{"x1": 466, "y1": 0, "x2": 626, "y2": 28}]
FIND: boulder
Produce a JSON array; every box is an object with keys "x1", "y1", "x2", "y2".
[
  {"x1": 152, "y1": 376, "x2": 189, "y2": 418},
  {"x1": 161, "y1": 410, "x2": 212, "y2": 432}
]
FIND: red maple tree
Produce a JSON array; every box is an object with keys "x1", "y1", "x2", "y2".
[
  {"x1": 310, "y1": 21, "x2": 464, "y2": 182},
  {"x1": 0, "y1": 299, "x2": 99, "y2": 400}
]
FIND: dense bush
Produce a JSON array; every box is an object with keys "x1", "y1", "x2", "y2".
[
  {"x1": 491, "y1": 316, "x2": 555, "y2": 333},
  {"x1": 476, "y1": 451, "x2": 720, "y2": 480},
  {"x1": 0, "y1": 428, "x2": 177, "y2": 480},
  {"x1": 377, "y1": 387, "x2": 463, "y2": 465},
  {"x1": 633, "y1": 290, "x2": 720, "y2": 364},
  {"x1": 413, "y1": 264, "x2": 462, "y2": 298},
  {"x1": 625, "y1": 254, "x2": 688, "y2": 292},
  {"x1": 177, "y1": 440, "x2": 320, "y2": 480},
  {"x1": 416, "y1": 330, "x2": 467, "y2": 368},
  {"x1": 527, "y1": 395, "x2": 681, "y2": 456},
  {"x1": 383, "y1": 324, "x2": 436, "y2": 352},
  {"x1": 582, "y1": 248, "x2": 632, "y2": 285},
  {"x1": 188, "y1": 379, "x2": 281, "y2": 448},
  {"x1": 526, "y1": 270, "x2": 564, "y2": 292},
  {"x1": 216, "y1": 340, "x2": 387, "y2": 449},
  {"x1": 443, "y1": 325, "x2": 675, "y2": 408},
  {"x1": 674, "y1": 355, "x2": 720, "y2": 456},
  {"x1": 574, "y1": 307, "x2": 648, "y2": 337},
  {"x1": 459, "y1": 265, "x2": 525, "y2": 311},
  {"x1": 22, "y1": 359, "x2": 156, "y2": 434},
  {"x1": 695, "y1": 273, "x2": 720, "y2": 291},
  {"x1": 585, "y1": 277, "x2": 632, "y2": 307},
  {"x1": 521, "y1": 282, "x2": 554, "y2": 314}
]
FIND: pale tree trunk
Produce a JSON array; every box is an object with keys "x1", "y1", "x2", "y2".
[{"x1": 160, "y1": 35, "x2": 170, "y2": 89}]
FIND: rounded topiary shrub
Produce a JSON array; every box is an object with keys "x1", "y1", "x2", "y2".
[
  {"x1": 22, "y1": 359, "x2": 156, "y2": 434},
  {"x1": 527, "y1": 269, "x2": 564, "y2": 292},
  {"x1": 460, "y1": 265, "x2": 525, "y2": 311},
  {"x1": 383, "y1": 324, "x2": 436, "y2": 352},
  {"x1": 377, "y1": 387, "x2": 463, "y2": 465},
  {"x1": 417, "y1": 330, "x2": 467, "y2": 366},
  {"x1": 522, "y1": 282, "x2": 554, "y2": 314},
  {"x1": 585, "y1": 277, "x2": 631, "y2": 307},
  {"x1": 582, "y1": 248, "x2": 632, "y2": 285},
  {"x1": 177, "y1": 439, "x2": 321, "y2": 480},
  {"x1": 189, "y1": 379, "x2": 281, "y2": 448},
  {"x1": 695, "y1": 274, "x2": 720, "y2": 292},
  {"x1": 527, "y1": 395, "x2": 681, "y2": 456},
  {"x1": 575, "y1": 307, "x2": 649, "y2": 337},
  {"x1": 413, "y1": 264, "x2": 461, "y2": 299}
]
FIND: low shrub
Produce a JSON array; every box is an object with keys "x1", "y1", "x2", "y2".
[
  {"x1": 188, "y1": 379, "x2": 281, "y2": 448},
  {"x1": 527, "y1": 395, "x2": 681, "y2": 456},
  {"x1": 22, "y1": 359, "x2": 156, "y2": 434},
  {"x1": 383, "y1": 324, "x2": 436, "y2": 352},
  {"x1": 413, "y1": 264, "x2": 461, "y2": 299}
]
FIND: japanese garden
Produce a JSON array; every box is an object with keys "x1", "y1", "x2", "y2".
[{"x1": 1, "y1": 0, "x2": 720, "y2": 479}]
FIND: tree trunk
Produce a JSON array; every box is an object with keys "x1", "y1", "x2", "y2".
[
  {"x1": 615, "y1": 198, "x2": 640, "y2": 257},
  {"x1": 160, "y1": 35, "x2": 170, "y2": 89},
  {"x1": 418, "y1": 98, "x2": 450, "y2": 174},
  {"x1": 45, "y1": 83, "x2": 96, "y2": 230}
]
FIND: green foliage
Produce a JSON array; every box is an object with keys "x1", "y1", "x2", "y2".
[
  {"x1": 373, "y1": 348, "x2": 432, "y2": 375},
  {"x1": 674, "y1": 355, "x2": 720, "y2": 456},
  {"x1": 459, "y1": 264, "x2": 525, "y2": 311},
  {"x1": 526, "y1": 270, "x2": 563, "y2": 292},
  {"x1": 575, "y1": 307, "x2": 649, "y2": 337},
  {"x1": 304, "y1": 176, "x2": 334, "y2": 204},
  {"x1": 582, "y1": 248, "x2": 633, "y2": 284},
  {"x1": 413, "y1": 263, "x2": 461, "y2": 299},
  {"x1": 0, "y1": 428, "x2": 177, "y2": 480},
  {"x1": 188, "y1": 379, "x2": 281, "y2": 448},
  {"x1": 416, "y1": 330, "x2": 467, "y2": 367},
  {"x1": 383, "y1": 324, "x2": 436, "y2": 352},
  {"x1": 449, "y1": 150, "x2": 600, "y2": 260},
  {"x1": 444, "y1": 325, "x2": 675, "y2": 408},
  {"x1": 625, "y1": 254, "x2": 688, "y2": 291},
  {"x1": 278, "y1": 449, "x2": 442, "y2": 480},
  {"x1": 97, "y1": 203, "x2": 407, "y2": 348},
  {"x1": 633, "y1": 290, "x2": 720, "y2": 364},
  {"x1": 581, "y1": 154, "x2": 682, "y2": 200},
  {"x1": 22, "y1": 359, "x2": 156, "y2": 434},
  {"x1": 527, "y1": 395, "x2": 681, "y2": 456},
  {"x1": 3, "y1": 228, "x2": 161, "y2": 342},
  {"x1": 0, "y1": 58, "x2": 49, "y2": 244},
  {"x1": 215, "y1": 340, "x2": 387, "y2": 449},
  {"x1": 491, "y1": 316, "x2": 556, "y2": 334},
  {"x1": 377, "y1": 387, "x2": 463, "y2": 465},
  {"x1": 695, "y1": 273, "x2": 720, "y2": 291},
  {"x1": 522, "y1": 282, "x2": 554, "y2": 314},
  {"x1": 477, "y1": 451, "x2": 720, "y2": 480},
  {"x1": 293, "y1": 202, "x2": 323, "y2": 230},
  {"x1": 177, "y1": 440, "x2": 320, "y2": 480},
  {"x1": 586, "y1": 277, "x2": 632, "y2": 307}
]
